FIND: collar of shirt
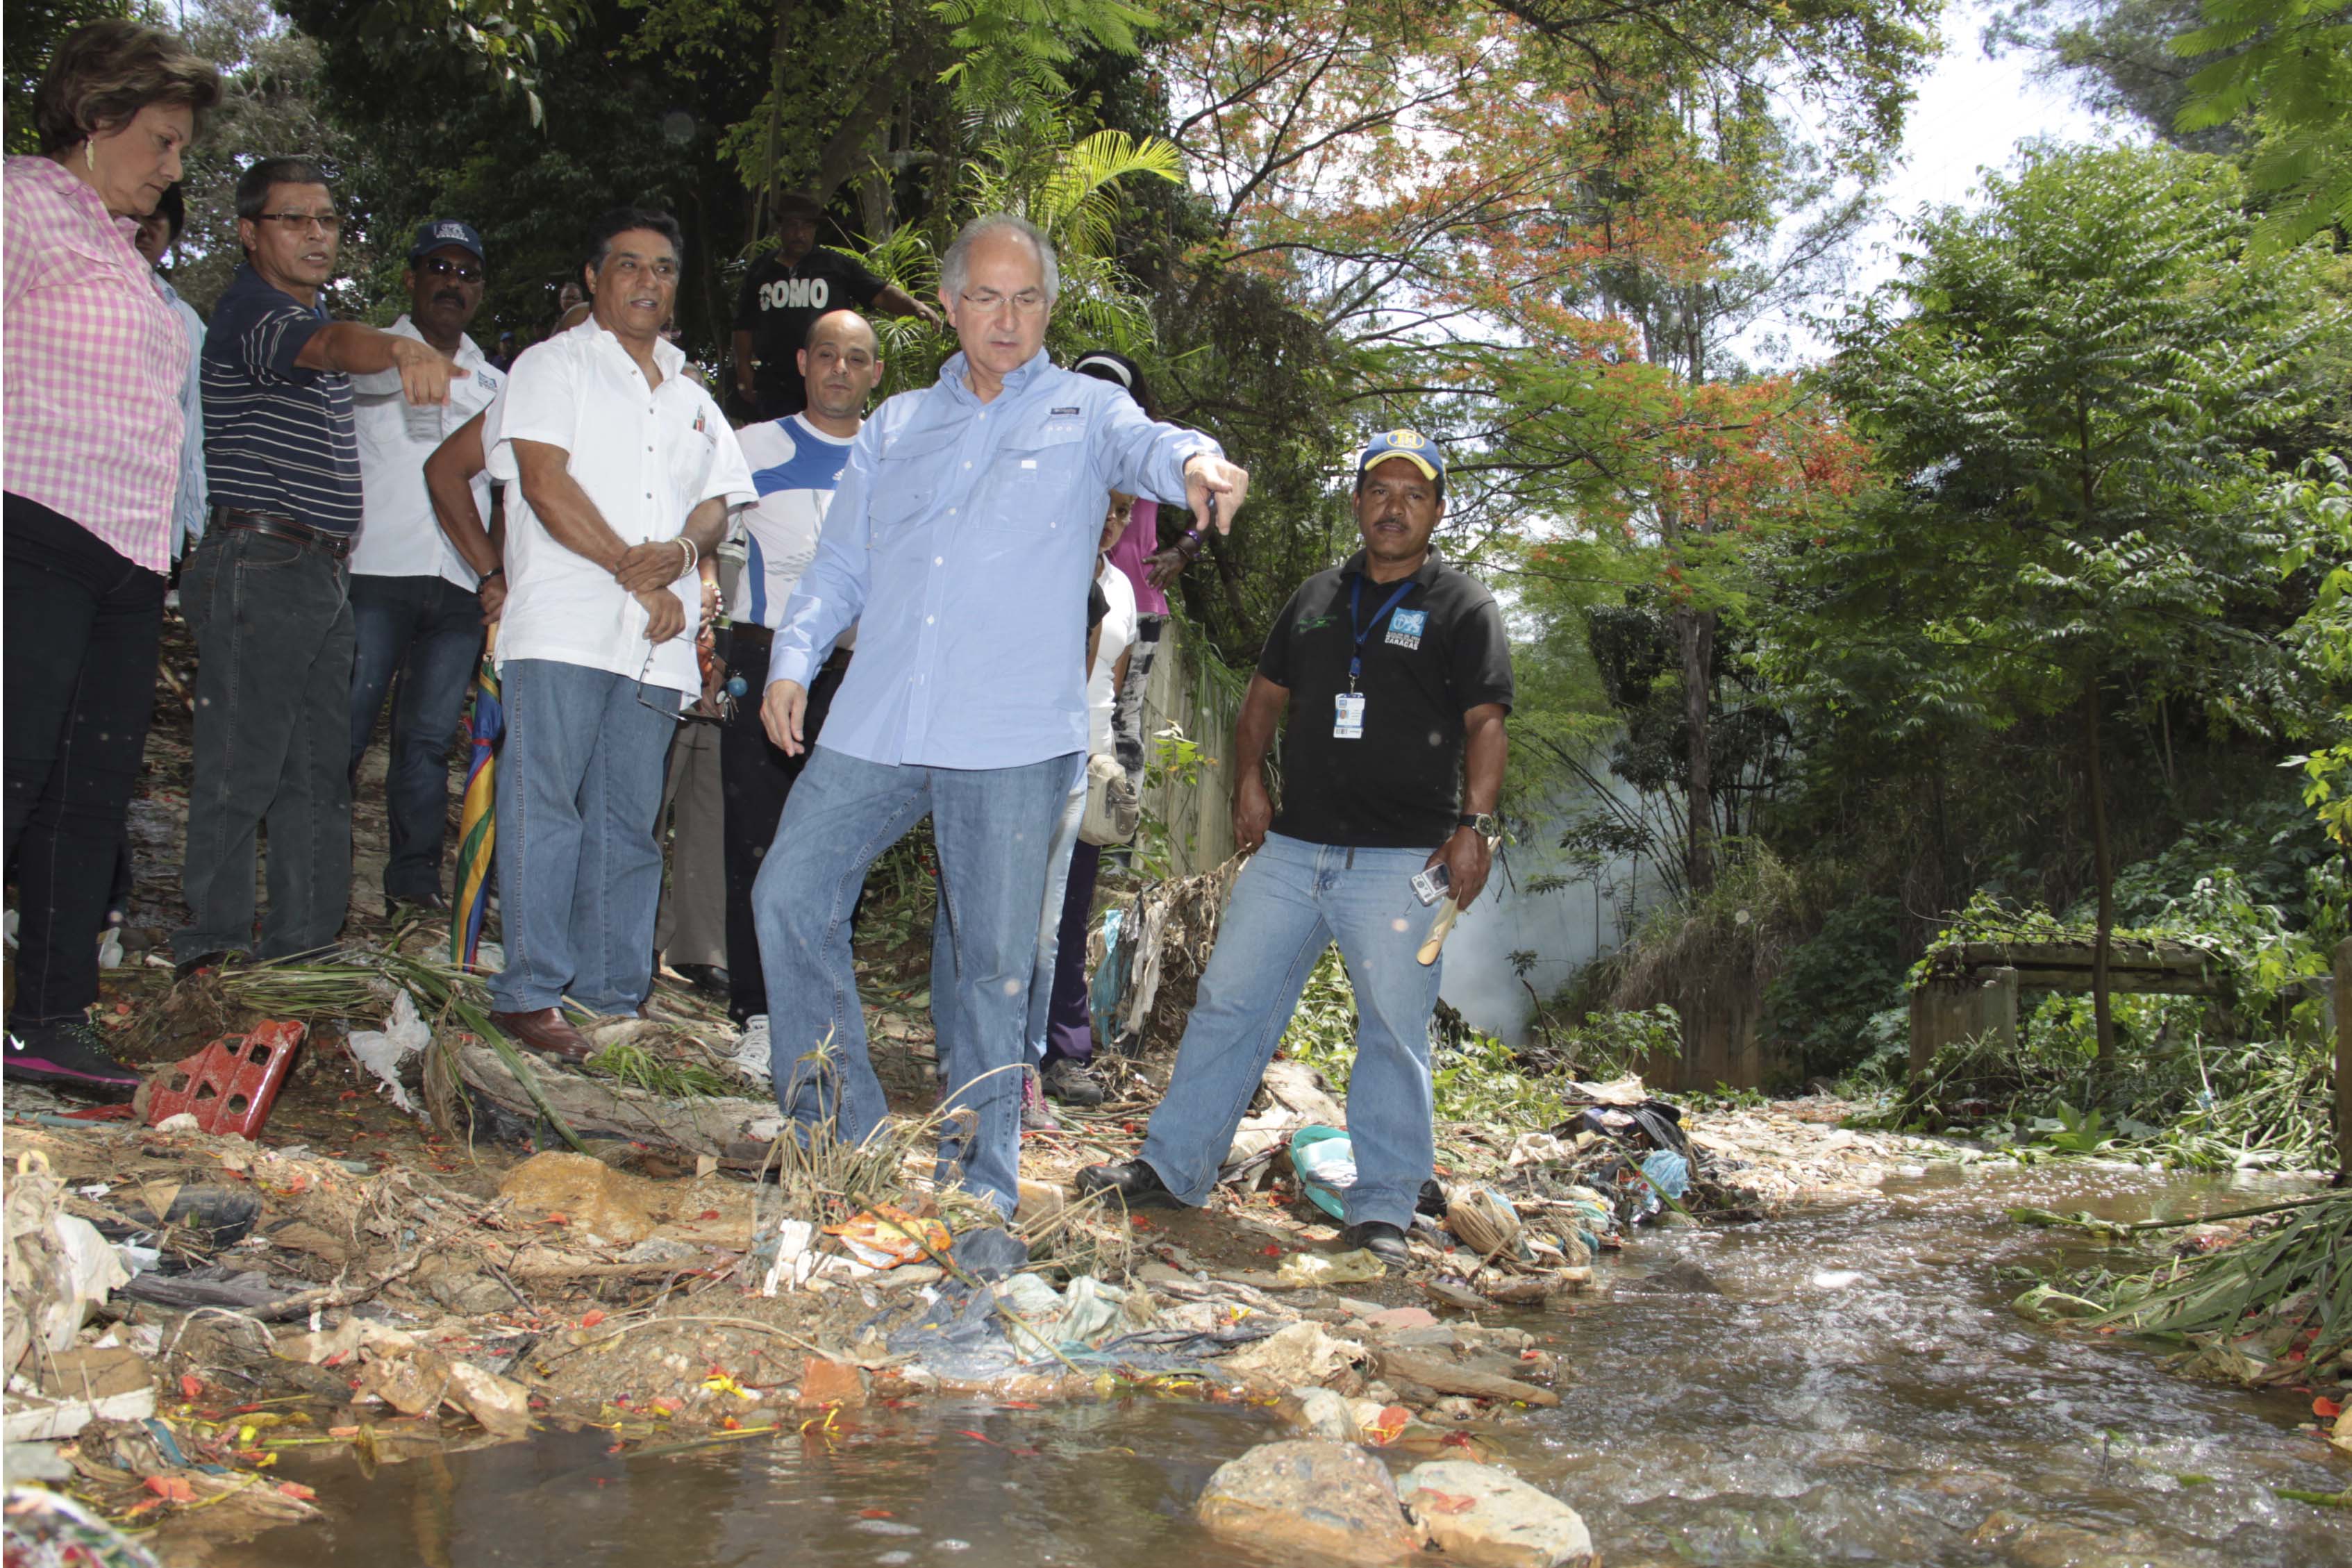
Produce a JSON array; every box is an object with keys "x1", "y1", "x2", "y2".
[
  {"x1": 386, "y1": 312, "x2": 486, "y2": 370},
  {"x1": 223, "y1": 260, "x2": 329, "y2": 321},
  {"x1": 1339, "y1": 547, "x2": 1444, "y2": 590},
  {"x1": 13, "y1": 156, "x2": 142, "y2": 248},
  {"x1": 566, "y1": 313, "x2": 686, "y2": 382},
  {"x1": 935, "y1": 347, "x2": 1051, "y2": 409}
]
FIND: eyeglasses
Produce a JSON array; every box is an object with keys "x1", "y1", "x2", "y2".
[
  {"x1": 958, "y1": 288, "x2": 1049, "y2": 316},
  {"x1": 257, "y1": 212, "x2": 342, "y2": 234},
  {"x1": 419, "y1": 256, "x2": 482, "y2": 283}
]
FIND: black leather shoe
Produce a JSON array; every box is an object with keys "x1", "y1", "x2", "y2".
[
  {"x1": 1074, "y1": 1159, "x2": 1183, "y2": 1210},
  {"x1": 172, "y1": 948, "x2": 246, "y2": 982},
  {"x1": 1340, "y1": 1220, "x2": 1412, "y2": 1269},
  {"x1": 668, "y1": 962, "x2": 730, "y2": 999},
  {"x1": 387, "y1": 892, "x2": 450, "y2": 920}
]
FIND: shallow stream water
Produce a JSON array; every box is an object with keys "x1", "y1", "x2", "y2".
[{"x1": 232, "y1": 1165, "x2": 2350, "y2": 1567}]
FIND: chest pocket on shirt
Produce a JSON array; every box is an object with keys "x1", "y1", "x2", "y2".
[
  {"x1": 871, "y1": 424, "x2": 957, "y2": 542},
  {"x1": 667, "y1": 422, "x2": 719, "y2": 513},
  {"x1": 984, "y1": 420, "x2": 1086, "y2": 531}
]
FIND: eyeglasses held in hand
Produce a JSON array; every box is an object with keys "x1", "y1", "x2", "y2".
[
  {"x1": 257, "y1": 212, "x2": 342, "y2": 234},
  {"x1": 419, "y1": 256, "x2": 483, "y2": 283}
]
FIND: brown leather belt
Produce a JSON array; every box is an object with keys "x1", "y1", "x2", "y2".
[{"x1": 213, "y1": 508, "x2": 352, "y2": 561}]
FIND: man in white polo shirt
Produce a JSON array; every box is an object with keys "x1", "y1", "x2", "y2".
[
  {"x1": 481, "y1": 206, "x2": 756, "y2": 1061},
  {"x1": 347, "y1": 219, "x2": 503, "y2": 917}
]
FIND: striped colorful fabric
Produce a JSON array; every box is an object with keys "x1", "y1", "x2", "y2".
[{"x1": 452, "y1": 637, "x2": 503, "y2": 971}]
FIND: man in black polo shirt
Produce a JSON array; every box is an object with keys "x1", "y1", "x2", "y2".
[
  {"x1": 728, "y1": 189, "x2": 938, "y2": 419},
  {"x1": 1079, "y1": 430, "x2": 1512, "y2": 1268},
  {"x1": 175, "y1": 156, "x2": 462, "y2": 973}
]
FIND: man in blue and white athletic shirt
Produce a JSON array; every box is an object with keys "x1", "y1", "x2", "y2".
[{"x1": 719, "y1": 308, "x2": 883, "y2": 1076}]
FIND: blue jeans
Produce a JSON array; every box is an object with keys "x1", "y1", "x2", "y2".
[
  {"x1": 348, "y1": 574, "x2": 483, "y2": 902},
  {"x1": 753, "y1": 745, "x2": 1075, "y2": 1219},
  {"x1": 1138, "y1": 833, "x2": 1445, "y2": 1231},
  {"x1": 488, "y1": 659, "x2": 681, "y2": 1016},
  {"x1": 931, "y1": 774, "x2": 1083, "y2": 1067}
]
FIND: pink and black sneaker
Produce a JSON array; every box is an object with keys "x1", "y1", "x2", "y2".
[
  {"x1": 5, "y1": 1020, "x2": 144, "y2": 1098},
  {"x1": 1019, "y1": 1065, "x2": 1060, "y2": 1133}
]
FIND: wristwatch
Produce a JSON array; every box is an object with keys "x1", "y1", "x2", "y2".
[{"x1": 1457, "y1": 812, "x2": 1498, "y2": 837}]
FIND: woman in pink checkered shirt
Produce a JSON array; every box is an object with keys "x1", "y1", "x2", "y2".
[{"x1": 4, "y1": 20, "x2": 219, "y2": 1094}]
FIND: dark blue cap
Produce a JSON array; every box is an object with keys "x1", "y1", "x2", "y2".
[
  {"x1": 409, "y1": 218, "x2": 484, "y2": 262},
  {"x1": 1356, "y1": 428, "x2": 1444, "y2": 483}
]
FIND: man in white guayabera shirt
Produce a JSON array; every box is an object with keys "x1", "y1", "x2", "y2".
[
  {"x1": 754, "y1": 212, "x2": 1252, "y2": 1226},
  {"x1": 481, "y1": 206, "x2": 755, "y2": 1063}
]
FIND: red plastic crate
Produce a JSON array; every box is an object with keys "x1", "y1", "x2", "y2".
[{"x1": 145, "y1": 1020, "x2": 305, "y2": 1136}]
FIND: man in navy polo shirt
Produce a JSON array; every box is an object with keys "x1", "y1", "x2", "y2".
[
  {"x1": 175, "y1": 157, "x2": 464, "y2": 973},
  {"x1": 1080, "y1": 431, "x2": 1514, "y2": 1269}
]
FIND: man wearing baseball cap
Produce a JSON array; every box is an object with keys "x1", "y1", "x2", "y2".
[
  {"x1": 345, "y1": 219, "x2": 506, "y2": 917},
  {"x1": 729, "y1": 189, "x2": 940, "y2": 421},
  {"x1": 1080, "y1": 429, "x2": 1513, "y2": 1269}
]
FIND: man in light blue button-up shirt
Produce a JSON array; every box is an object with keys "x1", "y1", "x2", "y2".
[{"x1": 752, "y1": 213, "x2": 1251, "y2": 1221}]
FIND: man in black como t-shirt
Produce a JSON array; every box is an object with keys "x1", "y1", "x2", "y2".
[
  {"x1": 1080, "y1": 430, "x2": 1512, "y2": 1268},
  {"x1": 730, "y1": 190, "x2": 939, "y2": 419}
]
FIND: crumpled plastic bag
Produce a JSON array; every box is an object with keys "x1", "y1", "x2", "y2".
[
  {"x1": 1221, "y1": 1319, "x2": 1367, "y2": 1389},
  {"x1": 1272, "y1": 1249, "x2": 1390, "y2": 1289},
  {"x1": 5, "y1": 1155, "x2": 131, "y2": 1376},
  {"x1": 345, "y1": 991, "x2": 432, "y2": 1115},
  {"x1": 997, "y1": 1273, "x2": 1156, "y2": 1358}
]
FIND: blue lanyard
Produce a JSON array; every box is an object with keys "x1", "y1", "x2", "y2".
[{"x1": 1347, "y1": 574, "x2": 1417, "y2": 690}]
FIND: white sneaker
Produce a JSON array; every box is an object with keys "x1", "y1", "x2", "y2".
[{"x1": 731, "y1": 1015, "x2": 772, "y2": 1083}]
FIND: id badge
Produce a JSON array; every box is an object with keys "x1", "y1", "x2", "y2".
[{"x1": 1333, "y1": 692, "x2": 1366, "y2": 740}]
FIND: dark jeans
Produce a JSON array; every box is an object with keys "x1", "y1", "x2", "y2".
[
  {"x1": 176, "y1": 525, "x2": 356, "y2": 961},
  {"x1": 719, "y1": 635, "x2": 848, "y2": 1022},
  {"x1": 349, "y1": 574, "x2": 484, "y2": 901},
  {"x1": 1044, "y1": 839, "x2": 1101, "y2": 1065},
  {"x1": 3, "y1": 493, "x2": 165, "y2": 1028}
]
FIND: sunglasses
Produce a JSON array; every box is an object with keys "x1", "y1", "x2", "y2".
[{"x1": 419, "y1": 256, "x2": 483, "y2": 283}]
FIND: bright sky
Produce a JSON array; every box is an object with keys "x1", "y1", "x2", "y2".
[{"x1": 1749, "y1": 0, "x2": 2140, "y2": 364}]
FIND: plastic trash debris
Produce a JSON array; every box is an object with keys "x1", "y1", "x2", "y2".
[
  {"x1": 1222, "y1": 1320, "x2": 1367, "y2": 1390},
  {"x1": 947, "y1": 1226, "x2": 1028, "y2": 1283},
  {"x1": 5, "y1": 1154, "x2": 131, "y2": 1377},
  {"x1": 826, "y1": 1204, "x2": 949, "y2": 1269},
  {"x1": 1444, "y1": 1187, "x2": 1525, "y2": 1257},
  {"x1": 1640, "y1": 1148, "x2": 1692, "y2": 1200},
  {"x1": 758, "y1": 1219, "x2": 819, "y2": 1296},
  {"x1": 144, "y1": 1020, "x2": 303, "y2": 1136},
  {"x1": 96, "y1": 927, "x2": 124, "y2": 970},
  {"x1": 1289, "y1": 1126, "x2": 1356, "y2": 1220},
  {"x1": 1273, "y1": 1249, "x2": 1390, "y2": 1290},
  {"x1": 344, "y1": 992, "x2": 432, "y2": 1115}
]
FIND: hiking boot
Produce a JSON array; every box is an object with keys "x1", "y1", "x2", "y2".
[
  {"x1": 5, "y1": 1019, "x2": 143, "y2": 1097},
  {"x1": 1040, "y1": 1055, "x2": 1106, "y2": 1107},
  {"x1": 731, "y1": 1015, "x2": 773, "y2": 1083},
  {"x1": 1074, "y1": 1158, "x2": 1182, "y2": 1209},
  {"x1": 1340, "y1": 1220, "x2": 1412, "y2": 1270},
  {"x1": 1020, "y1": 1066, "x2": 1060, "y2": 1133}
]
